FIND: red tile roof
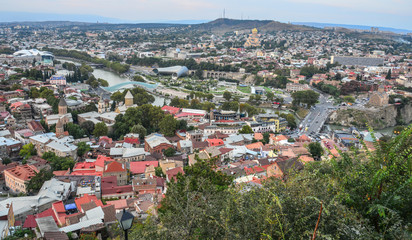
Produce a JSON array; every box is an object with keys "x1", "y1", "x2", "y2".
[
  {"x1": 54, "y1": 201, "x2": 67, "y2": 213},
  {"x1": 254, "y1": 133, "x2": 263, "y2": 140},
  {"x1": 175, "y1": 112, "x2": 204, "y2": 118},
  {"x1": 104, "y1": 161, "x2": 126, "y2": 173},
  {"x1": 244, "y1": 165, "x2": 269, "y2": 175},
  {"x1": 166, "y1": 167, "x2": 184, "y2": 182},
  {"x1": 298, "y1": 134, "x2": 311, "y2": 142},
  {"x1": 27, "y1": 120, "x2": 44, "y2": 132},
  {"x1": 161, "y1": 105, "x2": 180, "y2": 115},
  {"x1": 96, "y1": 155, "x2": 114, "y2": 168},
  {"x1": 246, "y1": 142, "x2": 264, "y2": 150},
  {"x1": 73, "y1": 162, "x2": 96, "y2": 171},
  {"x1": 206, "y1": 138, "x2": 224, "y2": 147},
  {"x1": 102, "y1": 185, "x2": 133, "y2": 195},
  {"x1": 75, "y1": 194, "x2": 103, "y2": 212},
  {"x1": 70, "y1": 170, "x2": 102, "y2": 176},
  {"x1": 23, "y1": 215, "x2": 36, "y2": 228},
  {"x1": 124, "y1": 137, "x2": 140, "y2": 145},
  {"x1": 5, "y1": 164, "x2": 38, "y2": 181},
  {"x1": 219, "y1": 148, "x2": 233, "y2": 154},
  {"x1": 35, "y1": 208, "x2": 58, "y2": 224},
  {"x1": 130, "y1": 161, "x2": 158, "y2": 175},
  {"x1": 53, "y1": 169, "x2": 70, "y2": 176}
]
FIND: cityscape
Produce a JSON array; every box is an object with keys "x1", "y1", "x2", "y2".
[{"x1": 0, "y1": 1, "x2": 411, "y2": 239}]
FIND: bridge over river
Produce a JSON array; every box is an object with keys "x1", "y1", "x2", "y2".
[{"x1": 102, "y1": 81, "x2": 159, "y2": 92}]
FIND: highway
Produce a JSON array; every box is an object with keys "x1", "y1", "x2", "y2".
[{"x1": 298, "y1": 89, "x2": 335, "y2": 138}]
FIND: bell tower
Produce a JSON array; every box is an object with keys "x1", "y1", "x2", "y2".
[{"x1": 58, "y1": 98, "x2": 67, "y2": 115}]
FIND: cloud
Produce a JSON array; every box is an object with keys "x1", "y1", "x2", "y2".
[{"x1": 1, "y1": 0, "x2": 411, "y2": 29}]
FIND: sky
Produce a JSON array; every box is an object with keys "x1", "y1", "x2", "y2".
[{"x1": 1, "y1": 0, "x2": 412, "y2": 30}]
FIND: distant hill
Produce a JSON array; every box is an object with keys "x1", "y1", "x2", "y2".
[
  {"x1": 194, "y1": 18, "x2": 315, "y2": 33},
  {"x1": 0, "y1": 21, "x2": 188, "y2": 30},
  {"x1": 293, "y1": 22, "x2": 412, "y2": 34},
  {"x1": 0, "y1": 18, "x2": 315, "y2": 32}
]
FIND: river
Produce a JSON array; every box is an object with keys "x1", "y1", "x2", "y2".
[{"x1": 58, "y1": 59, "x2": 167, "y2": 107}]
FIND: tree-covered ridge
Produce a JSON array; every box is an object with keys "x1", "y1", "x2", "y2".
[
  {"x1": 129, "y1": 126, "x2": 412, "y2": 239},
  {"x1": 43, "y1": 47, "x2": 130, "y2": 74}
]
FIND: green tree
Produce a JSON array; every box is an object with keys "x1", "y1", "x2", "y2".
[
  {"x1": 393, "y1": 125, "x2": 405, "y2": 135},
  {"x1": 308, "y1": 142, "x2": 323, "y2": 159},
  {"x1": 77, "y1": 142, "x2": 91, "y2": 157},
  {"x1": 131, "y1": 124, "x2": 147, "y2": 138},
  {"x1": 221, "y1": 101, "x2": 238, "y2": 111},
  {"x1": 223, "y1": 91, "x2": 232, "y2": 101},
  {"x1": 343, "y1": 96, "x2": 355, "y2": 103},
  {"x1": 26, "y1": 169, "x2": 54, "y2": 193},
  {"x1": 80, "y1": 120, "x2": 95, "y2": 135},
  {"x1": 42, "y1": 152, "x2": 75, "y2": 171},
  {"x1": 159, "y1": 115, "x2": 178, "y2": 137},
  {"x1": 195, "y1": 69, "x2": 203, "y2": 79},
  {"x1": 170, "y1": 97, "x2": 189, "y2": 108},
  {"x1": 291, "y1": 90, "x2": 319, "y2": 108},
  {"x1": 266, "y1": 91, "x2": 274, "y2": 101},
  {"x1": 2, "y1": 157, "x2": 11, "y2": 165},
  {"x1": 163, "y1": 147, "x2": 176, "y2": 157},
  {"x1": 65, "y1": 122, "x2": 87, "y2": 139},
  {"x1": 19, "y1": 143, "x2": 37, "y2": 160},
  {"x1": 133, "y1": 75, "x2": 145, "y2": 82},
  {"x1": 263, "y1": 132, "x2": 270, "y2": 144},
  {"x1": 93, "y1": 122, "x2": 108, "y2": 138},
  {"x1": 386, "y1": 69, "x2": 392, "y2": 80},
  {"x1": 155, "y1": 166, "x2": 165, "y2": 178},
  {"x1": 111, "y1": 91, "x2": 124, "y2": 102},
  {"x1": 239, "y1": 125, "x2": 254, "y2": 134}
]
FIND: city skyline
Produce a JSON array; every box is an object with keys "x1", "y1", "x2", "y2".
[{"x1": 1, "y1": 0, "x2": 412, "y2": 30}]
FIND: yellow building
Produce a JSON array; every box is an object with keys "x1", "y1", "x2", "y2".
[
  {"x1": 124, "y1": 90, "x2": 134, "y2": 107},
  {"x1": 115, "y1": 90, "x2": 136, "y2": 113},
  {"x1": 244, "y1": 28, "x2": 261, "y2": 48},
  {"x1": 4, "y1": 165, "x2": 38, "y2": 193}
]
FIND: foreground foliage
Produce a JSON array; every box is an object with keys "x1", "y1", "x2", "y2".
[{"x1": 129, "y1": 126, "x2": 412, "y2": 239}]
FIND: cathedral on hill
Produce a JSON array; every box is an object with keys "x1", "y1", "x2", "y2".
[{"x1": 244, "y1": 28, "x2": 261, "y2": 48}]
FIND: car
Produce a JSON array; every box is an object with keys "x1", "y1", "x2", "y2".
[{"x1": 2, "y1": 186, "x2": 9, "y2": 191}]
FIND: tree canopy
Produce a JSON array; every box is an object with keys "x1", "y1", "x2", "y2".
[
  {"x1": 292, "y1": 90, "x2": 319, "y2": 108},
  {"x1": 42, "y1": 152, "x2": 75, "y2": 171},
  {"x1": 93, "y1": 122, "x2": 108, "y2": 138},
  {"x1": 239, "y1": 125, "x2": 254, "y2": 134},
  {"x1": 26, "y1": 169, "x2": 54, "y2": 193},
  {"x1": 19, "y1": 143, "x2": 37, "y2": 160},
  {"x1": 128, "y1": 126, "x2": 412, "y2": 240}
]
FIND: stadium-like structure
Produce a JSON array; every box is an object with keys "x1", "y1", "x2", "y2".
[{"x1": 153, "y1": 66, "x2": 188, "y2": 78}]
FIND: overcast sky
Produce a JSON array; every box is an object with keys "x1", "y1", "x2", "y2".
[{"x1": 2, "y1": 0, "x2": 412, "y2": 29}]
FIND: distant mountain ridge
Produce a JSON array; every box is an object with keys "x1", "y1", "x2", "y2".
[
  {"x1": 293, "y1": 22, "x2": 412, "y2": 34},
  {"x1": 194, "y1": 18, "x2": 314, "y2": 33}
]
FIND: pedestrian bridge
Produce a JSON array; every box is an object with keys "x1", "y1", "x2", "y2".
[{"x1": 102, "y1": 81, "x2": 159, "y2": 92}]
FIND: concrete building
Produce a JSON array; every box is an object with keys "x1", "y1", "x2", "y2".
[
  {"x1": 0, "y1": 137, "x2": 21, "y2": 158},
  {"x1": 4, "y1": 165, "x2": 38, "y2": 193}
]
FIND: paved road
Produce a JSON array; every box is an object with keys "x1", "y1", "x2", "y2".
[{"x1": 298, "y1": 89, "x2": 335, "y2": 137}]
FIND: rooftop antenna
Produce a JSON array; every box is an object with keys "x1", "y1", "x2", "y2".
[{"x1": 223, "y1": 9, "x2": 226, "y2": 19}]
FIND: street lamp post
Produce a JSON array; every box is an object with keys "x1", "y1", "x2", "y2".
[{"x1": 116, "y1": 209, "x2": 135, "y2": 240}]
